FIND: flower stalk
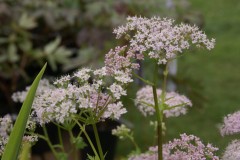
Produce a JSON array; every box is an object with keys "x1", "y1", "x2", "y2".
[
  {"x1": 152, "y1": 62, "x2": 163, "y2": 160},
  {"x1": 92, "y1": 123, "x2": 105, "y2": 160}
]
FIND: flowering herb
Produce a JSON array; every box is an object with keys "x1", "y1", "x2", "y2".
[
  {"x1": 114, "y1": 16, "x2": 215, "y2": 64},
  {"x1": 1, "y1": 16, "x2": 219, "y2": 160},
  {"x1": 128, "y1": 134, "x2": 219, "y2": 160}
]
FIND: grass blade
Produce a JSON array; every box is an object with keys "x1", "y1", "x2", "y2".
[{"x1": 2, "y1": 63, "x2": 47, "y2": 160}]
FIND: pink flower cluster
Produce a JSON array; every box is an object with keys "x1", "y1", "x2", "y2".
[
  {"x1": 114, "y1": 16, "x2": 215, "y2": 64},
  {"x1": 105, "y1": 46, "x2": 143, "y2": 84},
  {"x1": 220, "y1": 111, "x2": 240, "y2": 136},
  {"x1": 129, "y1": 134, "x2": 219, "y2": 160},
  {"x1": 12, "y1": 67, "x2": 128, "y2": 125},
  {"x1": 135, "y1": 85, "x2": 192, "y2": 117},
  {"x1": 222, "y1": 140, "x2": 240, "y2": 160}
]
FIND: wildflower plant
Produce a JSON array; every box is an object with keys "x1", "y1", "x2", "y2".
[
  {"x1": 3, "y1": 16, "x2": 219, "y2": 160},
  {"x1": 112, "y1": 16, "x2": 216, "y2": 159},
  {"x1": 12, "y1": 66, "x2": 131, "y2": 159}
]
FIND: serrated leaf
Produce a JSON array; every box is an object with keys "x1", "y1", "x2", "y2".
[
  {"x1": 72, "y1": 136, "x2": 87, "y2": 149},
  {"x1": 87, "y1": 154, "x2": 100, "y2": 160},
  {"x1": 56, "y1": 152, "x2": 68, "y2": 160},
  {"x1": 19, "y1": 13, "x2": 37, "y2": 29},
  {"x1": 1, "y1": 63, "x2": 47, "y2": 160}
]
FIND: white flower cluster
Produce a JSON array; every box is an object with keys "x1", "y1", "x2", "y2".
[
  {"x1": 12, "y1": 79, "x2": 53, "y2": 103},
  {"x1": 0, "y1": 115, "x2": 38, "y2": 156},
  {"x1": 114, "y1": 16, "x2": 215, "y2": 64},
  {"x1": 12, "y1": 67, "x2": 128, "y2": 125},
  {"x1": 0, "y1": 115, "x2": 12, "y2": 155},
  {"x1": 135, "y1": 85, "x2": 192, "y2": 117},
  {"x1": 112, "y1": 124, "x2": 131, "y2": 139}
]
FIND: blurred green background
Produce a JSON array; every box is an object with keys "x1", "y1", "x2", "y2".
[{"x1": 1, "y1": 0, "x2": 240, "y2": 159}]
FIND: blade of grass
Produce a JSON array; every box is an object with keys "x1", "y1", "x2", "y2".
[{"x1": 2, "y1": 63, "x2": 47, "y2": 160}]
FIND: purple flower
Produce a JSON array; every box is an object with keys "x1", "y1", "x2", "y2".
[{"x1": 220, "y1": 111, "x2": 240, "y2": 136}]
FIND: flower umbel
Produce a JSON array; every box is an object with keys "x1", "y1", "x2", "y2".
[
  {"x1": 135, "y1": 85, "x2": 192, "y2": 117},
  {"x1": 12, "y1": 67, "x2": 129, "y2": 125},
  {"x1": 114, "y1": 16, "x2": 215, "y2": 64},
  {"x1": 128, "y1": 133, "x2": 219, "y2": 160},
  {"x1": 222, "y1": 139, "x2": 240, "y2": 160},
  {"x1": 220, "y1": 110, "x2": 240, "y2": 136}
]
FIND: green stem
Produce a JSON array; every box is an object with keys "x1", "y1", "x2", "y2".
[
  {"x1": 127, "y1": 135, "x2": 140, "y2": 152},
  {"x1": 151, "y1": 62, "x2": 165, "y2": 160},
  {"x1": 68, "y1": 130, "x2": 78, "y2": 160},
  {"x1": 42, "y1": 125, "x2": 59, "y2": 159},
  {"x1": 133, "y1": 72, "x2": 154, "y2": 86},
  {"x1": 57, "y1": 126, "x2": 65, "y2": 152},
  {"x1": 159, "y1": 62, "x2": 169, "y2": 160},
  {"x1": 92, "y1": 123, "x2": 104, "y2": 160},
  {"x1": 152, "y1": 85, "x2": 163, "y2": 160},
  {"x1": 161, "y1": 63, "x2": 169, "y2": 107},
  {"x1": 75, "y1": 120, "x2": 100, "y2": 159}
]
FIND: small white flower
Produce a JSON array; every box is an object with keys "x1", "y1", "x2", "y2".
[
  {"x1": 73, "y1": 68, "x2": 91, "y2": 82},
  {"x1": 93, "y1": 67, "x2": 107, "y2": 76},
  {"x1": 108, "y1": 83, "x2": 127, "y2": 99},
  {"x1": 53, "y1": 75, "x2": 71, "y2": 86},
  {"x1": 114, "y1": 70, "x2": 133, "y2": 84},
  {"x1": 103, "y1": 102, "x2": 127, "y2": 119}
]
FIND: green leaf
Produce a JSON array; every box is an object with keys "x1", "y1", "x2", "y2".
[
  {"x1": 18, "y1": 13, "x2": 37, "y2": 29},
  {"x1": 53, "y1": 47, "x2": 72, "y2": 64},
  {"x1": 56, "y1": 152, "x2": 68, "y2": 160},
  {"x1": 87, "y1": 154, "x2": 100, "y2": 160},
  {"x1": 72, "y1": 136, "x2": 87, "y2": 149},
  {"x1": 44, "y1": 37, "x2": 61, "y2": 54},
  {"x1": 8, "y1": 43, "x2": 19, "y2": 62},
  {"x1": 1, "y1": 63, "x2": 47, "y2": 160},
  {"x1": 19, "y1": 40, "x2": 32, "y2": 53}
]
